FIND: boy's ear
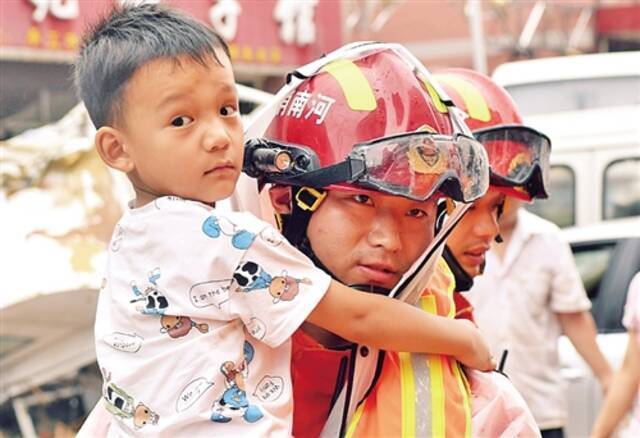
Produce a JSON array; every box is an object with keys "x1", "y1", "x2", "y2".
[
  {"x1": 268, "y1": 185, "x2": 292, "y2": 214},
  {"x1": 94, "y1": 126, "x2": 134, "y2": 173}
]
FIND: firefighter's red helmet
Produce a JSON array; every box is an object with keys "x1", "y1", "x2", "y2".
[
  {"x1": 264, "y1": 49, "x2": 455, "y2": 169},
  {"x1": 434, "y1": 68, "x2": 551, "y2": 199}
]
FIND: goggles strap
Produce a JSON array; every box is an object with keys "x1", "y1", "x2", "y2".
[{"x1": 275, "y1": 158, "x2": 365, "y2": 188}]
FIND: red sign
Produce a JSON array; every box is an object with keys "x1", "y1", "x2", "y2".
[
  {"x1": 595, "y1": 4, "x2": 640, "y2": 35},
  {"x1": 0, "y1": 0, "x2": 342, "y2": 67}
]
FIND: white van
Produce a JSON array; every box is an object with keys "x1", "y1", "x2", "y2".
[{"x1": 492, "y1": 51, "x2": 640, "y2": 227}]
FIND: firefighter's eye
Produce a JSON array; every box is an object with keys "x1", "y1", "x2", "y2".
[
  {"x1": 407, "y1": 208, "x2": 428, "y2": 218},
  {"x1": 353, "y1": 194, "x2": 373, "y2": 205}
]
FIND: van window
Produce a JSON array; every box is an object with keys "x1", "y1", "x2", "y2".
[
  {"x1": 526, "y1": 165, "x2": 575, "y2": 227},
  {"x1": 504, "y1": 76, "x2": 640, "y2": 116},
  {"x1": 571, "y1": 241, "x2": 617, "y2": 301},
  {"x1": 603, "y1": 158, "x2": 640, "y2": 220}
]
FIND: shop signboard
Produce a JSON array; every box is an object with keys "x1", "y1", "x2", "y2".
[{"x1": 0, "y1": 0, "x2": 342, "y2": 66}]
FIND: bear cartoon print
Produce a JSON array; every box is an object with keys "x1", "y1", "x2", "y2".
[
  {"x1": 160, "y1": 315, "x2": 209, "y2": 339},
  {"x1": 102, "y1": 369, "x2": 159, "y2": 429},
  {"x1": 210, "y1": 341, "x2": 264, "y2": 424},
  {"x1": 233, "y1": 261, "x2": 312, "y2": 303}
]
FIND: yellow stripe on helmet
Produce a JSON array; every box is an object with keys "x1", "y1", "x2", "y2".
[
  {"x1": 435, "y1": 74, "x2": 491, "y2": 122},
  {"x1": 323, "y1": 59, "x2": 377, "y2": 111},
  {"x1": 424, "y1": 81, "x2": 449, "y2": 114}
]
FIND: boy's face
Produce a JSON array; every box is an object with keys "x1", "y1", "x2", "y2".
[
  {"x1": 306, "y1": 189, "x2": 437, "y2": 289},
  {"x1": 446, "y1": 188, "x2": 505, "y2": 277},
  {"x1": 117, "y1": 50, "x2": 243, "y2": 205}
]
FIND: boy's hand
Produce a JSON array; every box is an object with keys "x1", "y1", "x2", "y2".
[{"x1": 454, "y1": 319, "x2": 496, "y2": 371}]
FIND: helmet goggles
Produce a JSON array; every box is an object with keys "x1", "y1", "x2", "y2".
[
  {"x1": 474, "y1": 125, "x2": 551, "y2": 199},
  {"x1": 244, "y1": 130, "x2": 490, "y2": 203}
]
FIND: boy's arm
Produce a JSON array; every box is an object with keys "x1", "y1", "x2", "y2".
[
  {"x1": 76, "y1": 399, "x2": 110, "y2": 437},
  {"x1": 306, "y1": 279, "x2": 495, "y2": 371}
]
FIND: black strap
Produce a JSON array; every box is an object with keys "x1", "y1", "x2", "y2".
[
  {"x1": 443, "y1": 245, "x2": 475, "y2": 292},
  {"x1": 270, "y1": 159, "x2": 366, "y2": 188}
]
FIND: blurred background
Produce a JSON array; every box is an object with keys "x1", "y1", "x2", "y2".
[{"x1": 1, "y1": 0, "x2": 639, "y2": 436}]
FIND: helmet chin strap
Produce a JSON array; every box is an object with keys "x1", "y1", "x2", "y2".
[
  {"x1": 280, "y1": 187, "x2": 341, "y2": 282},
  {"x1": 442, "y1": 245, "x2": 475, "y2": 292}
]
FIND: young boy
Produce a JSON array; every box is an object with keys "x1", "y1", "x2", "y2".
[{"x1": 75, "y1": 5, "x2": 493, "y2": 436}]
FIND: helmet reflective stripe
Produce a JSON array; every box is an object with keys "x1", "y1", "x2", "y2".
[
  {"x1": 423, "y1": 79, "x2": 449, "y2": 114},
  {"x1": 323, "y1": 59, "x2": 377, "y2": 111},
  {"x1": 435, "y1": 74, "x2": 491, "y2": 122}
]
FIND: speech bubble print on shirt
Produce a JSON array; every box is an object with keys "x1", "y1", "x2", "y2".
[
  {"x1": 110, "y1": 224, "x2": 124, "y2": 252},
  {"x1": 189, "y1": 280, "x2": 231, "y2": 308},
  {"x1": 259, "y1": 227, "x2": 284, "y2": 247},
  {"x1": 103, "y1": 332, "x2": 144, "y2": 353},
  {"x1": 253, "y1": 375, "x2": 285, "y2": 403},
  {"x1": 175, "y1": 377, "x2": 215, "y2": 413},
  {"x1": 246, "y1": 317, "x2": 267, "y2": 340}
]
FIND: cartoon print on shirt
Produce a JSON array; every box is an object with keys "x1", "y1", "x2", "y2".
[
  {"x1": 160, "y1": 315, "x2": 209, "y2": 339},
  {"x1": 110, "y1": 224, "x2": 124, "y2": 252},
  {"x1": 102, "y1": 368, "x2": 159, "y2": 429},
  {"x1": 130, "y1": 268, "x2": 169, "y2": 315},
  {"x1": 211, "y1": 341, "x2": 264, "y2": 424},
  {"x1": 233, "y1": 261, "x2": 312, "y2": 303},
  {"x1": 202, "y1": 215, "x2": 256, "y2": 250},
  {"x1": 259, "y1": 226, "x2": 284, "y2": 247},
  {"x1": 103, "y1": 332, "x2": 144, "y2": 353}
]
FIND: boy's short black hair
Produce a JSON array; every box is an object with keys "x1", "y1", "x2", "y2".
[{"x1": 75, "y1": 4, "x2": 230, "y2": 128}]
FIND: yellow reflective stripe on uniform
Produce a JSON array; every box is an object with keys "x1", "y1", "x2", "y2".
[
  {"x1": 452, "y1": 361, "x2": 472, "y2": 438},
  {"x1": 399, "y1": 352, "x2": 416, "y2": 437},
  {"x1": 424, "y1": 81, "x2": 449, "y2": 114},
  {"x1": 435, "y1": 74, "x2": 491, "y2": 122},
  {"x1": 439, "y1": 257, "x2": 457, "y2": 318},
  {"x1": 421, "y1": 295, "x2": 446, "y2": 437},
  {"x1": 344, "y1": 397, "x2": 366, "y2": 438},
  {"x1": 322, "y1": 59, "x2": 377, "y2": 111}
]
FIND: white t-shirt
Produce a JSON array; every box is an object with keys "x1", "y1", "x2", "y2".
[
  {"x1": 95, "y1": 196, "x2": 331, "y2": 436},
  {"x1": 467, "y1": 209, "x2": 591, "y2": 430}
]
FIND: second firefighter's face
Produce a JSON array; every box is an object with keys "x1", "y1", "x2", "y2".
[{"x1": 447, "y1": 188, "x2": 505, "y2": 277}]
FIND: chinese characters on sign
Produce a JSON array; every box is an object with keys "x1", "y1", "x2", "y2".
[
  {"x1": 8, "y1": 0, "x2": 339, "y2": 67},
  {"x1": 209, "y1": 0, "x2": 242, "y2": 42},
  {"x1": 29, "y1": 0, "x2": 79, "y2": 23},
  {"x1": 272, "y1": 0, "x2": 318, "y2": 46}
]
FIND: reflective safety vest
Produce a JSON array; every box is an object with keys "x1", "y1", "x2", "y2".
[{"x1": 345, "y1": 258, "x2": 472, "y2": 437}]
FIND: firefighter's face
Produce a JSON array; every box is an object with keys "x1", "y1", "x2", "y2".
[
  {"x1": 306, "y1": 189, "x2": 436, "y2": 289},
  {"x1": 447, "y1": 188, "x2": 504, "y2": 277}
]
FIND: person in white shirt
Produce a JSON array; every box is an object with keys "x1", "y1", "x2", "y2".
[{"x1": 468, "y1": 199, "x2": 613, "y2": 438}]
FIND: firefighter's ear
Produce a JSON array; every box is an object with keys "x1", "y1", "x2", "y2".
[
  {"x1": 268, "y1": 185, "x2": 293, "y2": 214},
  {"x1": 94, "y1": 126, "x2": 134, "y2": 173}
]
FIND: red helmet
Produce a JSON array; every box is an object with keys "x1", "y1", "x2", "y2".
[
  {"x1": 434, "y1": 68, "x2": 551, "y2": 199},
  {"x1": 246, "y1": 48, "x2": 489, "y2": 205},
  {"x1": 266, "y1": 50, "x2": 454, "y2": 167}
]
